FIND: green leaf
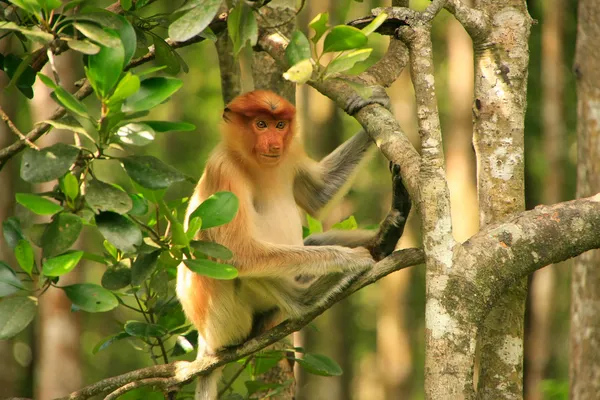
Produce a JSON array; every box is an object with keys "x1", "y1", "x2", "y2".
[
  {"x1": 39, "y1": 0, "x2": 62, "y2": 12},
  {"x1": 361, "y1": 12, "x2": 388, "y2": 36},
  {"x1": 325, "y1": 49, "x2": 372, "y2": 77},
  {"x1": 41, "y1": 213, "x2": 82, "y2": 257},
  {"x1": 50, "y1": 87, "x2": 88, "y2": 117},
  {"x1": 42, "y1": 250, "x2": 83, "y2": 277},
  {"x1": 186, "y1": 217, "x2": 202, "y2": 240},
  {"x1": 116, "y1": 123, "x2": 155, "y2": 146},
  {"x1": 37, "y1": 72, "x2": 58, "y2": 89},
  {"x1": 2, "y1": 54, "x2": 36, "y2": 98},
  {"x1": 0, "y1": 262, "x2": 24, "y2": 297},
  {"x1": 172, "y1": 331, "x2": 197, "y2": 356},
  {"x1": 131, "y1": 250, "x2": 160, "y2": 286},
  {"x1": 190, "y1": 240, "x2": 233, "y2": 260},
  {"x1": 44, "y1": 117, "x2": 89, "y2": 137},
  {"x1": 227, "y1": 0, "x2": 258, "y2": 55},
  {"x1": 322, "y1": 26, "x2": 368, "y2": 53},
  {"x1": 15, "y1": 193, "x2": 63, "y2": 215},
  {"x1": 255, "y1": 351, "x2": 284, "y2": 375},
  {"x1": 306, "y1": 214, "x2": 323, "y2": 234},
  {"x1": 128, "y1": 194, "x2": 149, "y2": 216},
  {"x1": 0, "y1": 296, "x2": 37, "y2": 339},
  {"x1": 0, "y1": 22, "x2": 53, "y2": 41},
  {"x1": 184, "y1": 258, "x2": 238, "y2": 280},
  {"x1": 85, "y1": 179, "x2": 133, "y2": 214},
  {"x1": 95, "y1": 212, "x2": 142, "y2": 253},
  {"x1": 168, "y1": 0, "x2": 221, "y2": 42},
  {"x1": 7, "y1": 0, "x2": 41, "y2": 14},
  {"x1": 108, "y1": 73, "x2": 140, "y2": 104},
  {"x1": 124, "y1": 320, "x2": 167, "y2": 338},
  {"x1": 296, "y1": 353, "x2": 343, "y2": 376},
  {"x1": 101, "y1": 263, "x2": 131, "y2": 290},
  {"x1": 189, "y1": 192, "x2": 239, "y2": 230},
  {"x1": 121, "y1": 155, "x2": 186, "y2": 190},
  {"x1": 66, "y1": 39, "x2": 101, "y2": 55},
  {"x1": 286, "y1": 31, "x2": 311, "y2": 66},
  {"x1": 2, "y1": 217, "x2": 24, "y2": 249},
  {"x1": 63, "y1": 283, "x2": 118, "y2": 312},
  {"x1": 120, "y1": 0, "x2": 132, "y2": 10},
  {"x1": 60, "y1": 173, "x2": 80, "y2": 201},
  {"x1": 309, "y1": 12, "x2": 329, "y2": 44},
  {"x1": 331, "y1": 215, "x2": 358, "y2": 230},
  {"x1": 85, "y1": 30, "x2": 125, "y2": 98},
  {"x1": 152, "y1": 35, "x2": 181, "y2": 75},
  {"x1": 14, "y1": 240, "x2": 34, "y2": 276},
  {"x1": 73, "y1": 22, "x2": 121, "y2": 47},
  {"x1": 20, "y1": 143, "x2": 79, "y2": 183},
  {"x1": 123, "y1": 77, "x2": 182, "y2": 112},
  {"x1": 143, "y1": 121, "x2": 196, "y2": 132},
  {"x1": 282, "y1": 59, "x2": 313, "y2": 84},
  {"x1": 92, "y1": 331, "x2": 129, "y2": 354}
]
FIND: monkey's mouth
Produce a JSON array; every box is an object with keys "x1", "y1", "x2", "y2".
[{"x1": 259, "y1": 154, "x2": 281, "y2": 161}]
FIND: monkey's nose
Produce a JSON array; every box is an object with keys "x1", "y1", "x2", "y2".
[{"x1": 269, "y1": 144, "x2": 281, "y2": 152}]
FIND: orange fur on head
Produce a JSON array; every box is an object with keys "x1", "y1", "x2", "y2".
[{"x1": 224, "y1": 90, "x2": 296, "y2": 121}]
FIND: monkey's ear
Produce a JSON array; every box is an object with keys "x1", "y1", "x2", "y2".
[{"x1": 223, "y1": 107, "x2": 231, "y2": 122}]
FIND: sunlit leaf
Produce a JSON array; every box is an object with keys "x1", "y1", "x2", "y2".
[
  {"x1": 325, "y1": 48, "x2": 372, "y2": 77},
  {"x1": 73, "y1": 22, "x2": 121, "y2": 47},
  {"x1": 189, "y1": 192, "x2": 239, "y2": 230},
  {"x1": 123, "y1": 77, "x2": 182, "y2": 112},
  {"x1": 60, "y1": 173, "x2": 80, "y2": 201},
  {"x1": 184, "y1": 258, "x2": 238, "y2": 279},
  {"x1": 331, "y1": 215, "x2": 358, "y2": 230},
  {"x1": 42, "y1": 250, "x2": 83, "y2": 277},
  {"x1": 306, "y1": 214, "x2": 323, "y2": 234},
  {"x1": 228, "y1": 0, "x2": 258, "y2": 55},
  {"x1": 85, "y1": 29, "x2": 125, "y2": 98},
  {"x1": 0, "y1": 22, "x2": 53, "y2": 41},
  {"x1": 108, "y1": 73, "x2": 140, "y2": 104},
  {"x1": 66, "y1": 39, "x2": 101, "y2": 55},
  {"x1": 14, "y1": 239, "x2": 34, "y2": 276},
  {"x1": 50, "y1": 87, "x2": 88, "y2": 117},
  {"x1": 282, "y1": 59, "x2": 313, "y2": 84},
  {"x1": 0, "y1": 296, "x2": 37, "y2": 339},
  {"x1": 15, "y1": 193, "x2": 63, "y2": 215},
  {"x1": 322, "y1": 26, "x2": 367, "y2": 53},
  {"x1": 309, "y1": 12, "x2": 329, "y2": 44},
  {"x1": 361, "y1": 12, "x2": 388, "y2": 36},
  {"x1": 63, "y1": 283, "x2": 118, "y2": 312},
  {"x1": 116, "y1": 123, "x2": 155, "y2": 146}
]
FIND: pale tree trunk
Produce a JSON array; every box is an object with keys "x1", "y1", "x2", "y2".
[
  {"x1": 472, "y1": 2, "x2": 531, "y2": 399},
  {"x1": 525, "y1": 0, "x2": 565, "y2": 397},
  {"x1": 570, "y1": 0, "x2": 600, "y2": 398},
  {"x1": 33, "y1": 55, "x2": 83, "y2": 400}
]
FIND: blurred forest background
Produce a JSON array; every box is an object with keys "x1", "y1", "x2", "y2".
[{"x1": 0, "y1": 0, "x2": 578, "y2": 399}]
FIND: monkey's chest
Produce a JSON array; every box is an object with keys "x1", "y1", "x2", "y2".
[{"x1": 252, "y1": 196, "x2": 303, "y2": 246}]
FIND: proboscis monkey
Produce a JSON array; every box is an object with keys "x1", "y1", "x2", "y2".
[{"x1": 177, "y1": 90, "x2": 411, "y2": 399}]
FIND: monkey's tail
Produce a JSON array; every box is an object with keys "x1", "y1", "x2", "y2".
[{"x1": 195, "y1": 368, "x2": 223, "y2": 400}]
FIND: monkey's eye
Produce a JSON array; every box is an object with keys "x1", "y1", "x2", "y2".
[
  {"x1": 276, "y1": 121, "x2": 286, "y2": 129},
  {"x1": 256, "y1": 121, "x2": 267, "y2": 129}
]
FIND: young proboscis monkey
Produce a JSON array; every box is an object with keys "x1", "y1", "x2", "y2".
[{"x1": 176, "y1": 90, "x2": 411, "y2": 399}]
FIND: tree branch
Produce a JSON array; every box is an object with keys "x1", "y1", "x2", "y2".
[
  {"x1": 57, "y1": 249, "x2": 424, "y2": 400},
  {"x1": 444, "y1": 0, "x2": 490, "y2": 42}
]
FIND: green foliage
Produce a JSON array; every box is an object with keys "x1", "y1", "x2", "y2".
[
  {"x1": 169, "y1": 0, "x2": 222, "y2": 42},
  {"x1": 228, "y1": 0, "x2": 258, "y2": 56}
]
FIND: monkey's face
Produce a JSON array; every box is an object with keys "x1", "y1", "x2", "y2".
[{"x1": 249, "y1": 116, "x2": 292, "y2": 167}]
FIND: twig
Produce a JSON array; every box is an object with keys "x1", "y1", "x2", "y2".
[
  {"x1": 422, "y1": 0, "x2": 448, "y2": 22},
  {"x1": 217, "y1": 357, "x2": 253, "y2": 398},
  {"x1": 0, "y1": 106, "x2": 39, "y2": 150},
  {"x1": 103, "y1": 377, "x2": 177, "y2": 400}
]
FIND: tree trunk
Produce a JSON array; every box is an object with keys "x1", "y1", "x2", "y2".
[
  {"x1": 570, "y1": 0, "x2": 600, "y2": 398},
  {"x1": 472, "y1": 2, "x2": 531, "y2": 399}
]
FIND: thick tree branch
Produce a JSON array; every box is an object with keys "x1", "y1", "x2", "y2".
[
  {"x1": 57, "y1": 249, "x2": 424, "y2": 400},
  {"x1": 444, "y1": 0, "x2": 490, "y2": 42}
]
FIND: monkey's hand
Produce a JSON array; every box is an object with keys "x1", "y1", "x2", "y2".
[{"x1": 345, "y1": 86, "x2": 391, "y2": 116}]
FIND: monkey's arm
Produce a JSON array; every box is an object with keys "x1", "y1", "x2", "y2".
[
  {"x1": 304, "y1": 164, "x2": 411, "y2": 261},
  {"x1": 294, "y1": 129, "x2": 373, "y2": 216}
]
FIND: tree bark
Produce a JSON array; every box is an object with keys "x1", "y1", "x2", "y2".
[
  {"x1": 570, "y1": 0, "x2": 600, "y2": 398},
  {"x1": 471, "y1": 2, "x2": 531, "y2": 399}
]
